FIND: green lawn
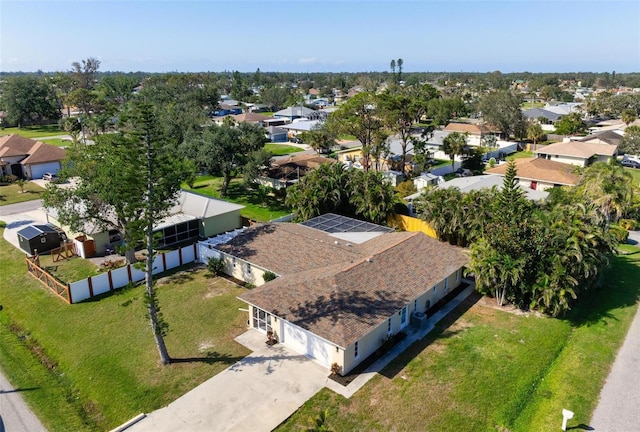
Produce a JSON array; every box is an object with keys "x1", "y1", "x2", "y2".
[
  {"x1": 509, "y1": 150, "x2": 534, "y2": 160},
  {"x1": 264, "y1": 143, "x2": 304, "y2": 156},
  {"x1": 36, "y1": 253, "x2": 99, "y2": 283},
  {"x1": 184, "y1": 177, "x2": 290, "y2": 222},
  {"x1": 1, "y1": 125, "x2": 64, "y2": 138},
  {"x1": 0, "y1": 182, "x2": 46, "y2": 206},
  {"x1": 0, "y1": 233, "x2": 252, "y2": 431},
  {"x1": 278, "y1": 245, "x2": 640, "y2": 431},
  {"x1": 624, "y1": 167, "x2": 640, "y2": 186},
  {"x1": 521, "y1": 101, "x2": 545, "y2": 109},
  {"x1": 42, "y1": 138, "x2": 73, "y2": 147}
]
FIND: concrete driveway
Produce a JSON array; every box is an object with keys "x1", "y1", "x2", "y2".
[
  {"x1": 0, "y1": 200, "x2": 50, "y2": 251},
  {"x1": 125, "y1": 331, "x2": 329, "y2": 432}
]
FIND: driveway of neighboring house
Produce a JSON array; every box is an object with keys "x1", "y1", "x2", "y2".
[
  {"x1": 125, "y1": 331, "x2": 329, "y2": 432},
  {"x1": 0, "y1": 201, "x2": 50, "y2": 251}
]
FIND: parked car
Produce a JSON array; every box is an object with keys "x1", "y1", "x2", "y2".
[
  {"x1": 621, "y1": 159, "x2": 640, "y2": 169},
  {"x1": 42, "y1": 172, "x2": 59, "y2": 181}
]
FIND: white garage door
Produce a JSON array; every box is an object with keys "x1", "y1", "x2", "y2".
[
  {"x1": 282, "y1": 321, "x2": 333, "y2": 368},
  {"x1": 30, "y1": 162, "x2": 61, "y2": 179}
]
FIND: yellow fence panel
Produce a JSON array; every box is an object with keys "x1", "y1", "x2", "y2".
[{"x1": 389, "y1": 214, "x2": 437, "y2": 239}]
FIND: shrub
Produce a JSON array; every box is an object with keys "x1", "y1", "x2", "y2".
[
  {"x1": 619, "y1": 218, "x2": 638, "y2": 230},
  {"x1": 263, "y1": 271, "x2": 277, "y2": 282},
  {"x1": 330, "y1": 362, "x2": 341, "y2": 375},
  {"x1": 610, "y1": 225, "x2": 629, "y2": 242},
  {"x1": 488, "y1": 157, "x2": 496, "y2": 168},
  {"x1": 0, "y1": 220, "x2": 6, "y2": 229},
  {"x1": 206, "y1": 256, "x2": 225, "y2": 276}
]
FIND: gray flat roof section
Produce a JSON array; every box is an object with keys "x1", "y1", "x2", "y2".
[{"x1": 300, "y1": 213, "x2": 394, "y2": 234}]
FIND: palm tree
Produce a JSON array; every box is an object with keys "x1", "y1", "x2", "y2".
[
  {"x1": 526, "y1": 123, "x2": 544, "y2": 151},
  {"x1": 621, "y1": 108, "x2": 636, "y2": 126},
  {"x1": 348, "y1": 170, "x2": 397, "y2": 224},
  {"x1": 578, "y1": 161, "x2": 635, "y2": 222},
  {"x1": 442, "y1": 132, "x2": 468, "y2": 174}
]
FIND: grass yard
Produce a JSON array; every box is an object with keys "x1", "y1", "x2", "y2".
[
  {"x1": 521, "y1": 101, "x2": 545, "y2": 109},
  {"x1": 41, "y1": 138, "x2": 73, "y2": 147},
  {"x1": 36, "y1": 253, "x2": 99, "y2": 283},
  {"x1": 0, "y1": 231, "x2": 251, "y2": 431},
  {"x1": 184, "y1": 176, "x2": 290, "y2": 222},
  {"x1": 509, "y1": 150, "x2": 534, "y2": 160},
  {"x1": 624, "y1": 167, "x2": 640, "y2": 186},
  {"x1": 0, "y1": 182, "x2": 45, "y2": 205},
  {"x1": 277, "y1": 244, "x2": 640, "y2": 432},
  {"x1": 264, "y1": 143, "x2": 304, "y2": 156},
  {"x1": 1, "y1": 125, "x2": 64, "y2": 139}
]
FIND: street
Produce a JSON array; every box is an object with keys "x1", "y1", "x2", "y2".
[{"x1": 0, "y1": 368, "x2": 48, "y2": 432}]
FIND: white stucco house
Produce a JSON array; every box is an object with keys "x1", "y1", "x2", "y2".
[{"x1": 210, "y1": 213, "x2": 468, "y2": 375}]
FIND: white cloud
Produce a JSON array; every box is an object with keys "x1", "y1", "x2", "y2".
[{"x1": 298, "y1": 57, "x2": 316, "y2": 65}]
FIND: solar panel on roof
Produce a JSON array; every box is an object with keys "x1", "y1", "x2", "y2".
[{"x1": 300, "y1": 213, "x2": 393, "y2": 234}]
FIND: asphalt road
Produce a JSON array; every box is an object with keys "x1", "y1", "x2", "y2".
[
  {"x1": 0, "y1": 369, "x2": 47, "y2": 432},
  {"x1": 0, "y1": 200, "x2": 44, "y2": 217}
]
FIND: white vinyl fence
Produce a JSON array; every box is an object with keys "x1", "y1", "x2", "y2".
[
  {"x1": 68, "y1": 244, "x2": 198, "y2": 303},
  {"x1": 197, "y1": 228, "x2": 246, "y2": 264}
]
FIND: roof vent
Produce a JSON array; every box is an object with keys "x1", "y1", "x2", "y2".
[
  {"x1": 366, "y1": 257, "x2": 372, "y2": 263},
  {"x1": 346, "y1": 243, "x2": 352, "y2": 247},
  {"x1": 334, "y1": 240, "x2": 339, "y2": 245}
]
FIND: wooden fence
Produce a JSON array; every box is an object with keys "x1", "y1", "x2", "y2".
[{"x1": 25, "y1": 255, "x2": 72, "y2": 304}]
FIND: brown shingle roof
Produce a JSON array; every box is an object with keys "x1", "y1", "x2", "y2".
[
  {"x1": 234, "y1": 224, "x2": 468, "y2": 347},
  {"x1": 444, "y1": 122, "x2": 499, "y2": 135},
  {"x1": 535, "y1": 141, "x2": 617, "y2": 158},
  {"x1": 0, "y1": 134, "x2": 66, "y2": 164},
  {"x1": 231, "y1": 112, "x2": 274, "y2": 123},
  {"x1": 485, "y1": 158, "x2": 579, "y2": 186}
]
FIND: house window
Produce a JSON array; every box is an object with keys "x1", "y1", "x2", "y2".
[
  {"x1": 247, "y1": 263, "x2": 251, "y2": 274},
  {"x1": 354, "y1": 341, "x2": 359, "y2": 358},
  {"x1": 456, "y1": 269, "x2": 460, "y2": 282},
  {"x1": 232, "y1": 257, "x2": 236, "y2": 268},
  {"x1": 444, "y1": 278, "x2": 449, "y2": 293},
  {"x1": 414, "y1": 299, "x2": 417, "y2": 311},
  {"x1": 433, "y1": 286, "x2": 437, "y2": 293},
  {"x1": 252, "y1": 307, "x2": 271, "y2": 332},
  {"x1": 425, "y1": 300, "x2": 431, "y2": 310},
  {"x1": 387, "y1": 318, "x2": 391, "y2": 333}
]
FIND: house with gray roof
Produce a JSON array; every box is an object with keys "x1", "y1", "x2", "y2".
[{"x1": 210, "y1": 214, "x2": 468, "y2": 375}]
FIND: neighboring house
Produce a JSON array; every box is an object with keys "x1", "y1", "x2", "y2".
[
  {"x1": 212, "y1": 112, "x2": 274, "y2": 126},
  {"x1": 212, "y1": 214, "x2": 468, "y2": 374},
  {"x1": 413, "y1": 173, "x2": 443, "y2": 191},
  {"x1": 46, "y1": 190, "x2": 244, "y2": 255},
  {"x1": 210, "y1": 104, "x2": 243, "y2": 117},
  {"x1": 265, "y1": 126, "x2": 288, "y2": 143},
  {"x1": 443, "y1": 122, "x2": 501, "y2": 146},
  {"x1": 485, "y1": 158, "x2": 579, "y2": 191},
  {"x1": 534, "y1": 140, "x2": 617, "y2": 167},
  {"x1": 273, "y1": 106, "x2": 316, "y2": 121},
  {"x1": 255, "y1": 154, "x2": 336, "y2": 190},
  {"x1": 405, "y1": 174, "x2": 548, "y2": 216},
  {"x1": 543, "y1": 102, "x2": 582, "y2": 116},
  {"x1": 576, "y1": 130, "x2": 623, "y2": 147},
  {"x1": 280, "y1": 119, "x2": 323, "y2": 138},
  {"x1": 522, "y1": 107, "x2": 562, "y2": 123},
  {"x1": 0, "y1": 134, "x2": 66, "y2": 179}
]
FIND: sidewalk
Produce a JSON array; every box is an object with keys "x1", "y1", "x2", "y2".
[{"x1": 590, "y1": 299, "x2": 640, "y2": 431}]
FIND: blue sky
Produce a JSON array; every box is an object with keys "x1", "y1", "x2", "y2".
[{"x1": 1, "y1": 1, "x2": 639, "y2": 73}]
